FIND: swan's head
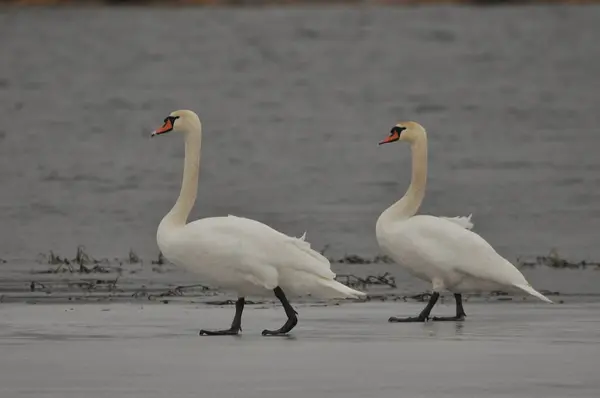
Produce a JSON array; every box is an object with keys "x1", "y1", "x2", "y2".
[
  {"x1": 151, "y1": 110, "x2": 201, "y2": 137},
  {"x1": 379, "y1": 121, "x2": 425, "y2": 145}
]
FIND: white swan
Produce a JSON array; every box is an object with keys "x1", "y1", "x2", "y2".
[
  {"x1": 151, "y1": 110, "x2": 365, "y2": 336},
  {"x1": 376, "y1": 122, "x2": 552, "y2": 322}
]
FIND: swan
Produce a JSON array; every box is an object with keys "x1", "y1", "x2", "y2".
[
  {"x1": 150, "y1": 110, "x2": 366, "y2": 336},
  {"x1": 376, "y1": 121, "x2": 553, "y2": 322}
]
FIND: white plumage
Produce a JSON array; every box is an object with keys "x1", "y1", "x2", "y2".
[
  {"x1": 159, "y1": 215, "x2": 362, "y2": 299},
  {"x1": 376, "y1": 121, "x2": 552, "y2": 323},
  {"x1": 151, "y1": 110, "x2": 365, "y2": 336}
]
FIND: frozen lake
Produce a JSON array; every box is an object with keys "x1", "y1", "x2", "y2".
[{"x1": 1, "y1": 301, "x2": 599, "y2": 398}]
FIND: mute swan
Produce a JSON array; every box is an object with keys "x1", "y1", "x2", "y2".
[
  {"x1": 376, "y1": 122, "x2": 552, "y2": 322},
  {"x1": 151, "y1": 110, "x2": 365, "y2": 336}
]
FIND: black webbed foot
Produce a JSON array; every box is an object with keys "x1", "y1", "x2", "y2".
[
  {"x1": 430, "y1": 315, "x2": 466, "y2": 322},
  {"x1": 388, "y1": 316, "x2": 428, "y2": 323},
  {"x1": 389, "y1": 292, "x2": 440, "y2": 323},
  {"x1": 262, "y1": 287, "x2": 298, "y2": 336},
  {"x1": 199, "y1": 327, "x2": 241, "y2": 336},
  {"x1": 199, "y1": 297, "x2": 245, "y2": 336},
  {"x1": 261, "y1": 314, "x2": 298, "y2": 336},
  {"x1": 431, "y1": 294, "x2": 467, "y2": 321}
]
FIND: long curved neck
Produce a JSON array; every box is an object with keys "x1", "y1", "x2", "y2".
[
  {"x1": 163, "y1": 127, "x2": 202, "y2": 227},
  {"x1": 379, "y1": 133, "x2": 428, "y2": 224}
]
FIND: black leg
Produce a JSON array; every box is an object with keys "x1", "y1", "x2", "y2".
[
  {"x1": 431, "y1": 294, "x2": 467, "y2": 321},
  {"x1": 262, "y1": 287, "x2": 298, "y2": 336},
  {"x1": 389, "y1": 292, "x2": 440, "y2": 323},
  {"x1": 200, "y1": 297, "x2": 245, "y2": 336}
]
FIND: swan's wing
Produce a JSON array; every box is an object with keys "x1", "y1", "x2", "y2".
[
  {"x1": 167, "y1": 224, "x2": 281, "y2": 290},
  {"x1": 395, "y1": 216, "x2": 527, "y2": 287},
  {"x1": 413, "y1": 223, "x2": 551, "y2": 302},
  {"x1": 170, "y1": 216, "x2": 364, "y2": 298},
  {"x1": 219, "y1": 217, "x2": 368, "y2": 298},
  {"x1": 223, "y1": 215, "x2": 335, "y2": 278},
  {"x1": 180, "y1": 216, "x2": 334, "y2": 282},
  {"x1": 438, "y1": 214, "x2": 474, "y2": 230}
]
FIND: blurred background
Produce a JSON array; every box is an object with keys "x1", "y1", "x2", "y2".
[{"x1": 0, "y1": 1, "x2": 599, "y2": 297}]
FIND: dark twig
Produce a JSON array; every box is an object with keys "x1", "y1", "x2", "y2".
[
  {"x1": 128, "y1": 249, "x2": 140, "y2": 264},
  {"x1": 30, "y1": 281, "x2": 48, "y2": 292},
  {"x1": 335, "y1": 272, "x2": 396, "y2": 289},
  {"x1": 152, "y1": 251, "x2": 165, "y2": 265}
]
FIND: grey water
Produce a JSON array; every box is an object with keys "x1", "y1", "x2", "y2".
[{"x1": 1, "y1": 5, "x2": 599, "y2": 264}]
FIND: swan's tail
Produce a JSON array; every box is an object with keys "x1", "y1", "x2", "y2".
[
  {"x1": 514, "y1": 283, "x2": 553, "y2": 304},
  {"x1": 318, "y1": 279, "x2": 367, "y2": 299}
]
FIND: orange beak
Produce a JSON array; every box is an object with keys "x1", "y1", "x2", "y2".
[
  {"x1": 151, "y1": 118, "x2": 174, "y2": 137},
  {"x1": 379, "y1": 131, "x2": 400, "y2": 145}
]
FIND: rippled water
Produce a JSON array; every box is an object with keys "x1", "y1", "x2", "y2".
[{"x1": 1, "y1": 6, "x2": 600, "y2": 264}]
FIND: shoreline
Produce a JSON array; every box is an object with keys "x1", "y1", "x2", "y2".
[{"x1": 1, "y1": 251, "x2": 598, "y2": 304}]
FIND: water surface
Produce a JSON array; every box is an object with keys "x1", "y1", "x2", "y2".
[{"x1": 1, "y1": 6, "x2": 599, "y2": 263}]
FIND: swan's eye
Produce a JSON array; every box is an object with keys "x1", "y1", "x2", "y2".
[
  {"x1": 162, "y1": 116, "x2": 180, "y2": 128},
  {"x1": 163, "y1": 116, "x2": 179, "y2": 125},
  {"x1": 390, "y1": 126, "x2": 406, "y2": 136}
]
